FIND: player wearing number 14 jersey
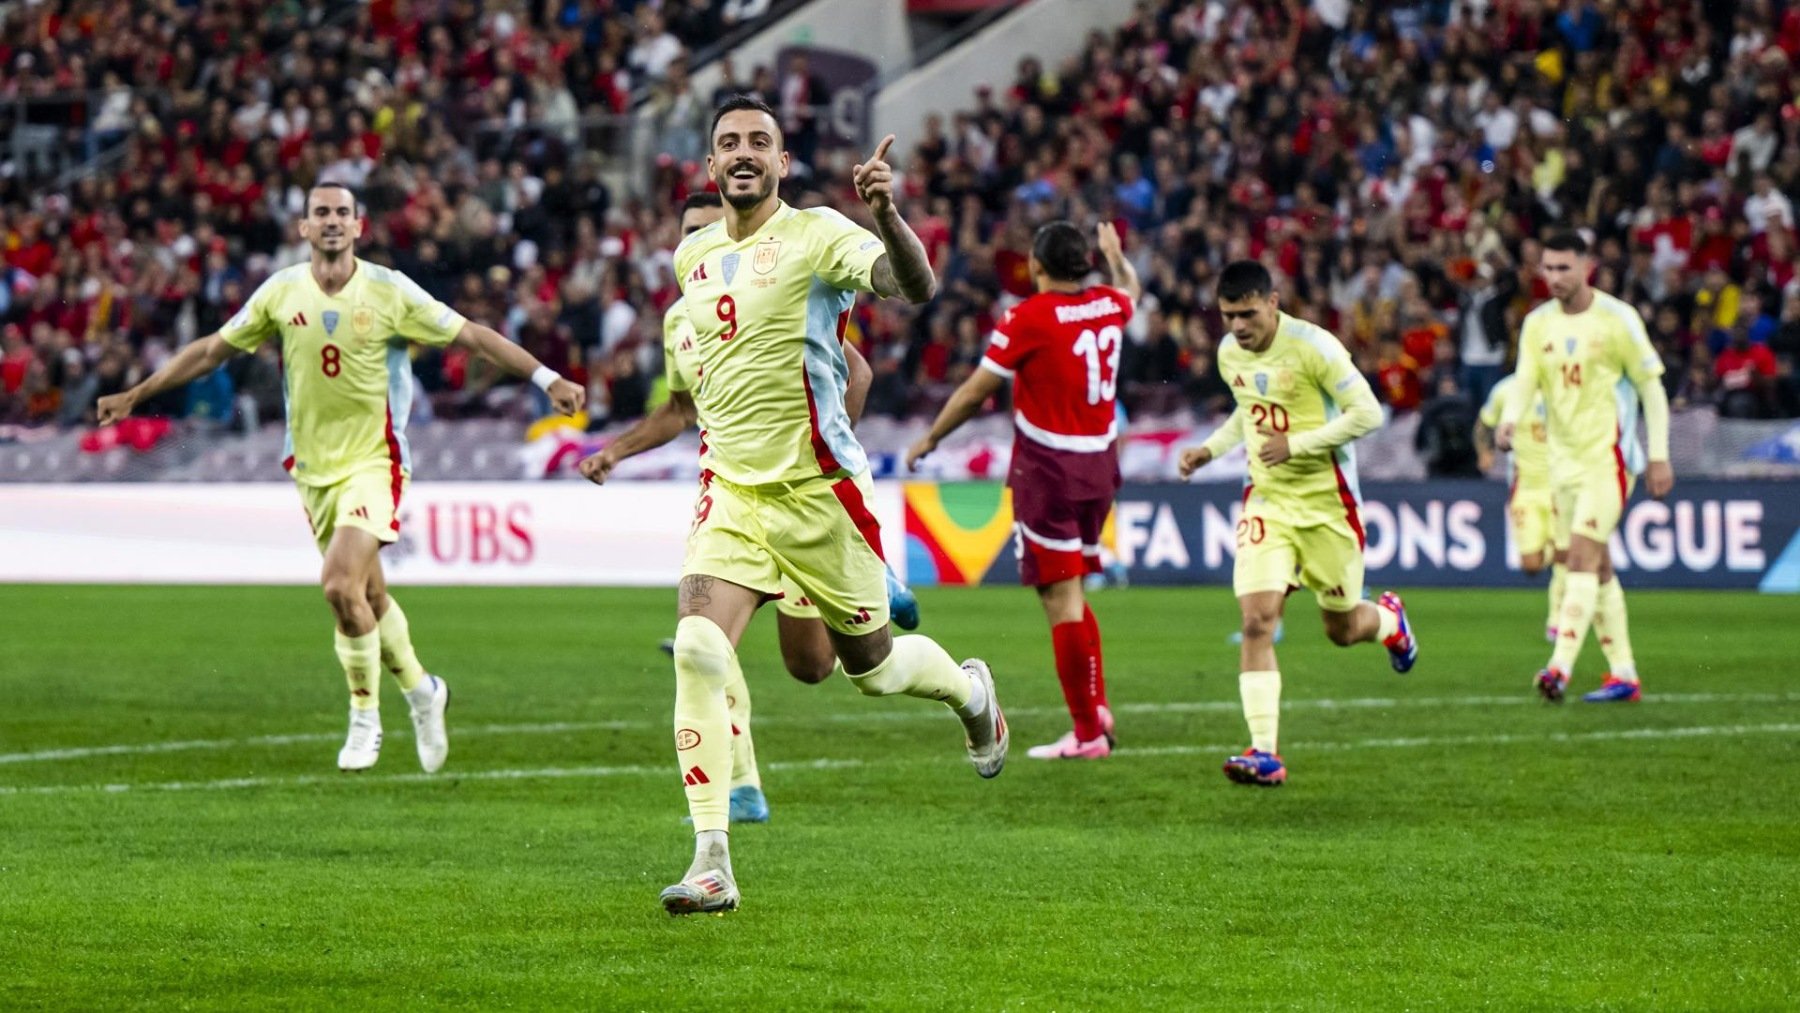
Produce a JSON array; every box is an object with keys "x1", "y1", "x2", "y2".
[
  {"x1": 1499, "y1": 231, "x2": 1672, "y2": 705},
  {"x1": 1178, "y1": 261, "x2": 1417, "y2": 787},
  {"x1": 908, "y1": 220, "x2": 1140, "y2": 760},
  {"x1": 96, "y1": 182, "x2": 584, "y2": 774}
]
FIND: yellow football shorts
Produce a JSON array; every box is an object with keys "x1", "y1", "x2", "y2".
[
  {"x1": 1552, "y1": 465, "x2": 1636, "y2": 551},
  {"x1": 1233, "y1": 507, "x2": 1365, "y2": 613},
  {"x1": 774, "y1": 574, "x2": 822, "y2": 620},
  {"x1": 683, "y1": 471, "x2": 888, "y2": 634},
  {"x1": 297, "y1": 465, "x2": 407, "y2": 555},
  {"x1": 1509, "y1": 484, "x2": 1555, "y2": 559}
]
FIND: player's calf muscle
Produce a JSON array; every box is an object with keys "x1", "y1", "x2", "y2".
[{"x1": 829, "y1": 625, "x2": 892, "y2": 675}]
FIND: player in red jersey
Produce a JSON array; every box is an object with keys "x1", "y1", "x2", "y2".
[{"x1": 906, "y1": 221, "x2": 1140, "y2": 759}]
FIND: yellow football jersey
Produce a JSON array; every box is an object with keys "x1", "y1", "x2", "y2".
[
  {"x1": 219, "y1": 259, "x2": 466, "y2": 486},
  {"x1": 662, "y1": 298, "x2": 700, "y2": 394},
  {"x1": 1480, "y1": 373, "x2": 1550, "y2": 490},
  {"x1": 1217, "y1": 312, "x2": 1381, "y2": 530},
  {"x1": 670, "y1": 202, "x2": 883, "y2": 485},
  {"x1": 1506, "y1": 291, "x2": 1661, "y2": 485}
]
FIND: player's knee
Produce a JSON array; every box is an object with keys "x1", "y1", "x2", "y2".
[
  {"x1": 1323, "y1": 615, "x2": 1360, "y2": 647},
  {"x1": 1241, "y1": 610, "x2": 1280, "y2": 642},
  {"x1": 320, "y1": 572, "x2": 365, "y2": 615},
  {"x1": 673, "y1": 616, "x2": 733, "y2": 687},
  {"x1": 784, "y1": 653, "x2": 836, "y2": 685}
]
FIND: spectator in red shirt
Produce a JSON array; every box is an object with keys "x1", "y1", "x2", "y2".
[
  {"x1": 1376, "y1": 339, "x2": 1423, "y2": 413},
  {"x1": 1716, "y1": 326, "x2": 1779, "y2": 418}
]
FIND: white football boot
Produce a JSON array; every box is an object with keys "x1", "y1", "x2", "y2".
[
  {"x1": 405, "y1": 674, "x2": 450, "y2": 773},
  {"x1": 959, "y1": 659, "x2": 1009, "y2": 779},
  {"x1": 337, "y1": 708, "x2": 382, "y2": 772},
  {"x1": 660, "y1": 836, "x2": 739, "y2": 915}
]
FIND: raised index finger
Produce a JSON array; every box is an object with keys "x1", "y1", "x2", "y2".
[{"x1": 869, "y1": 134, "x2": 895, "y2": 165}]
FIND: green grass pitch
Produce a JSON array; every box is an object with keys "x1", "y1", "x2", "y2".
[{"x1": 0, "y1": 584, "x2": 1795, "y2": 1010}]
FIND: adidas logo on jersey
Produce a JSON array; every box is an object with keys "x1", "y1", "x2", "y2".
[
  {"x1": 349, "y1": 506, "x2": 370, "y2": 520},
  {"x1": 845, "y1": 607, "x2": 874, "y2": 626},
  {"x1": 1232, "y1": 375, "x2": 1246, "y2": 387},
  {"x1": 289, "y1": 312, "x2": 308, "y2": 327},
  {"x1": 683, "y1": 766, "x2": 710, "y2": 786},
  {"x1": 689, "y1": 264, "x2": 709, "y2": 283}
]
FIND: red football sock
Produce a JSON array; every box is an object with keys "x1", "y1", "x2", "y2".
[
  {"x1": 1082, "y1": 605, "x2": 1109, "y2": 709},
  {"x1": 1052, "y1": 619, "x2": 1104, "y2": 742}
]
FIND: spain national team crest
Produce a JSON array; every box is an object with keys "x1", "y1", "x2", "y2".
[
  {"x1": 753, "y1": 238, "x2": 781, "y2": 275},
  {"x1": 722, "y1": 252, "x2": 741, "y2": 286},
  {"x1": 353, "y1": 307, "x2": 375, "y2": 336},
  {"x1": 1254, "y1": 372, "x2": 1269, "y2": 396},
  {"x1": 322, "y1": 310, "x2": 339, "y2": 336}
]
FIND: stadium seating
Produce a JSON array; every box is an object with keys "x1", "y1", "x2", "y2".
[{"x1": 2, "y1": 0, "x2": 1798, "y2": 472}]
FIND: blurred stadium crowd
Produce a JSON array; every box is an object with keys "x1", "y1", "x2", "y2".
[{"x1": 3, "y1": 0, "x2": 1800, "y2": 475}]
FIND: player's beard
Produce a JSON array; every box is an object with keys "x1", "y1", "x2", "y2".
[
  {"x1": 719, "y1": 168, "x2": 775, "y2": 210},
  {"x1": 312, "y1": 232, "x2": 353, "y2": 261}
]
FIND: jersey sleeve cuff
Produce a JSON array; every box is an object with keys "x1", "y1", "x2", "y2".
[{"x1": 978, "y1": 358, "x2": 1015, "y2": 379}]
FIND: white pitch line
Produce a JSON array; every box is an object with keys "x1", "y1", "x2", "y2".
[
  {"x1": 1116, "y1": 722, "x2": 1800, "y2": 757},
  {"x1": 2, "y1": 722, "x2": 1795, "y2": 799},
  {"x1": 3, "y1": 691, "x2": 1796, "y2": 767}
]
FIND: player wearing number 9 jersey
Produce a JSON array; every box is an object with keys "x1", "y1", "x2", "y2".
[
  {"x1": 908, "y1": 220, "x2": 1139, "y2": 761},
  {"x1": 1176, "y1": 261, "x2": 1417, "y2": 788},
  {"x1": 95, "y1": 181, "x2": 584, "y2": 776},
  {"x1": 652, "y1": 95, "x2": 1006, "y2": 917}
]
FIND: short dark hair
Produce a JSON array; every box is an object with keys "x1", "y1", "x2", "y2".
[
  {"x1": 710, "y1": 95, "x2": 781, "y2": 144},
  {"x1": 681, "y1": 191, "x2": 723, "y2": 214},
  {"x1": 1543, "y1": 231, "x2": 1589, "y2": 255},
  {"x1": 1031, "y1": 221, "x2": 1091, "y2": 282},
  {"x1": 1216, "y1": 260, "x2": 1274, "y2": 303},
  {"x1": 307, "y1": 180, "x2": 361, "y2": 212}
]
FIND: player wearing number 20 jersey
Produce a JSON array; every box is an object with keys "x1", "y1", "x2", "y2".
[{"x1": 1182, "y1": 261, "x2": 1415, "y2": 788}]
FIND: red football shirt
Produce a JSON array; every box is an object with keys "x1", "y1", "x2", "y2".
[{"x1": 981, "y1": 286, "x2": 1135, "y2": 452}]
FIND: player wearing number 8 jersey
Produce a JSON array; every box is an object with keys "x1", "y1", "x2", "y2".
[
  {"x1": 653, "y1": 96, "x2": 1006, "y2": 917},
  {"x1": 1178, "y1": 261, "x2": 1417, "y2": 787},
  {"x1": 95, "y1": 182, "x2": 585, "y2": 774},
  {"x1": 907, "y1": 220, "x2": 1139, "y2": 760}
]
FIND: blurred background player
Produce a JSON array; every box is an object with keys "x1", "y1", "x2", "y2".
[
  {"x1": 96, "y1": 182, "x2": 584, "y2": 773},
  {"x1": 1178, "y1": 261, "x2": 1417, "y2": 787},
  {"x1": 656, "y1": 97, "x2": 1006, "y2": 915},
  {"x1": 1477, "y1": 372, "x2": 1559, "y2": 641},
  {"x1": 906, "y1": 220, "x2": 1140, "y2": 761},
  {"x1": 581, "y1": 190, "x2": 919, "y2": 823},
  {"x1": 1498, "y1": 232, "x2": 1673, "y2": 704}
]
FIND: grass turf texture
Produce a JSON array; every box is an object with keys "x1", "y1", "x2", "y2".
[{"x1": 0, "y1": 585, "x2": 1795, "y2": 1010}]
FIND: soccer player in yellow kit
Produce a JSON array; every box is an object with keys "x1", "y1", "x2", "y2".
[
  {"x1": 581, "y1": 190, "x2": 913, "y2": 825},
  {"x1": 1477, "y1": 373, "x2": 1561, "y2": 640},
  {"x1": 97, "y1": 182, "x2": 584, "y2": 771},
  {"x1": 1178, "y1": 261, "x2": 1417, "y2": 787},
  {"x1": 651, "y1": 97, "x2": 1006, "y2": 915},
  {"x1": 1498, "y1": 232, "x2": 1673, "y2": 703}
]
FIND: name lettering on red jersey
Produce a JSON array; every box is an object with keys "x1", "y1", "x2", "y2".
[
  {"x1": 1052, "y1": 297, "x2": 1123, "y2": 324},
  {"x1": 983, "y1": 287, "x2": 1135, "y2": 453}
]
